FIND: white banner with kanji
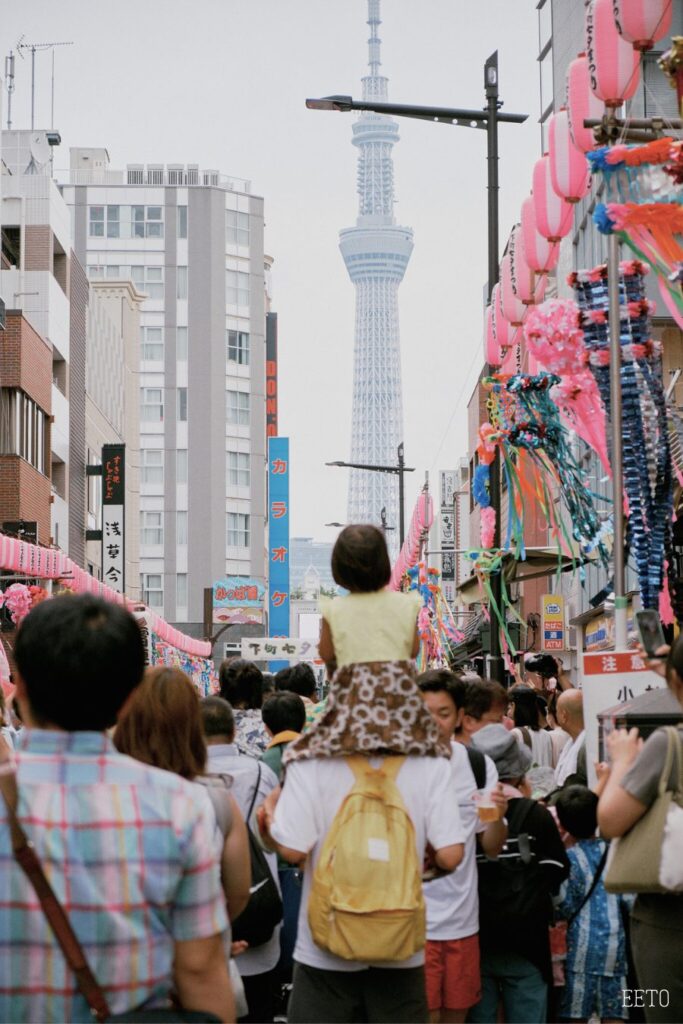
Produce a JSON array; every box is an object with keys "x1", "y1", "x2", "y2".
[{"x1": 582, "y1": 650, "x2": 663, "y2": 782}]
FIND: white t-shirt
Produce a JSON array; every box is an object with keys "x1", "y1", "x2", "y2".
[
  {"x1": 554, "y1": 729, "x2": 586, "y2": 786},
  {"x1": 270, "y1": 755, "x2": 466, "y2": 972},
  {"x1": 510, "y1": 726, "x2": 555, "y2": 768},
  {"x1": 423, "y1": 742, "x2": 498, "y2": 942}
]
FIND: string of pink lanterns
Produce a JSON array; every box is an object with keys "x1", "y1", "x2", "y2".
[{"x1": 482, "y1": 0, "x2": 671, "y2": 372}]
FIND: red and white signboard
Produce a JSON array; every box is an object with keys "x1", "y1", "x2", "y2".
[{"x1": 582, "y1": 650, "x2": 663, "y2": 784}]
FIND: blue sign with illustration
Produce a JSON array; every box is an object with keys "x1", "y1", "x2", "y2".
[{"x1": 268, "y1": 437, "x2": 290, "y2": 670}]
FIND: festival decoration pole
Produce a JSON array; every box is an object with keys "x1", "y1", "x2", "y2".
[{"x1": 607, "y1": 232, "x2": 629, "y2": 648}]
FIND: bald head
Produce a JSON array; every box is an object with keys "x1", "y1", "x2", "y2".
[{"x1": 557, "y1": 688, "x2": 584, "y2": 738}]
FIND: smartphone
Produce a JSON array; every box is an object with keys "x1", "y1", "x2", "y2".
[{"x1": 635, "y1": 609, "x2": 666, "y2": 658}]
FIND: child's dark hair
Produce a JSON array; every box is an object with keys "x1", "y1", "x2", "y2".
[
  {"x1": 554, "y1": 785, "x2": 599, "y2": 839},
  {"x1": 331, "y1": 524, "x2": 391, "y2": 592},
  {"x1": 418, "y1": 669, "x2": 469, "y2": 711},
  {"x1": 262, "y1": 691, "x2": 306, "y2": 735}
]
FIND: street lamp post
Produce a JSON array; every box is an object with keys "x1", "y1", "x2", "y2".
[
  {"x1": 326, "y1": 443, "x2": 414, "y2": 547},
  {"x1": 308, "y1": 55, "x2": 527, "y2": 683}
]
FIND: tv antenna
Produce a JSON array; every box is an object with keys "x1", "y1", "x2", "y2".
[
  {"x1": 16, "y1": 36, "x2": 73, "y2": 130},
  {"x1": 4, "y1": 51, "x2": 16, "y2": 129}
]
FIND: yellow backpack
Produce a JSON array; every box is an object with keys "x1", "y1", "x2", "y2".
[{"x1": 308, "y1": 755, "x2": 426, "y2": 962}]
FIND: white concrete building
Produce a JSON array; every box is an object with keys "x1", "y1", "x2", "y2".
[{"x1": 59, "y1": 153, "x2": 267, "y2": 634}]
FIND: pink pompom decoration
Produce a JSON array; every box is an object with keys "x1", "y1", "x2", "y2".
[
  {"x1": 0, "y1": 583, "x2": 33, "y2": 625},
  {"x1": 523, "y1": 299, "x2": 585, "y2": 374},
  {"x1": 480, "y1": 507, "x2": 497, "y2": 550}
]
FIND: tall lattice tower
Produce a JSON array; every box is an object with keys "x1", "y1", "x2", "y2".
[{"x1": 340, "y1": 0, "x2": 413, "y2": 546}]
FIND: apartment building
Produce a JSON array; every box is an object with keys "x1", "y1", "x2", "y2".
[{"x1": 60, "y1": 153, "x2": 267, "y2": 634}]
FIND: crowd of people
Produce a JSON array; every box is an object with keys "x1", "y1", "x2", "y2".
[{"x1": 0, "y1": 524, "x2": 681, "y2": 1023}]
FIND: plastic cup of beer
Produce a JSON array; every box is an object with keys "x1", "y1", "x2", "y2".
[{"x1": 473, "y1": 790, "x2": 499, "y2": 823}]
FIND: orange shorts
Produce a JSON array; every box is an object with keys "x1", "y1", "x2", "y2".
[{"x1": 425, "y1": 934, "x2": 481, "y2": 1012}]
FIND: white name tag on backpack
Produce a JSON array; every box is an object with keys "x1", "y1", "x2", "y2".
[{"x1": 368, "y1": 838, "x2": 390, "y2": 862}]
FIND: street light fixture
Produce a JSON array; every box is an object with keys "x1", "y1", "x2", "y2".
[
  {"x1": 325, "y1": 443, "x2": 414, "y2": 546},
  {"x1": 309, "y1": 53, "x2": 528, "y2": 684}
]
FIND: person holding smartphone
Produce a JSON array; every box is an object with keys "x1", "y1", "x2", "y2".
[{"x1": 597, "y1": 637, "x2": 683, "y2": 1024}]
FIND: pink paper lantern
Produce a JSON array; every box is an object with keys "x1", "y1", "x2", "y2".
[
  {"x1": 493, "y1": 283, "x2": 517, "y2": 350},
  {"x1": 500, "y1": 253, "x2": 527, "y2": 326},
  {"x1": 586, "y1": 0, "x2": 641, "y2": 106},
  {"x1": 612, "y1": 0, "x2": 672, "y2": 51},
  {"x1": 521, "y1": 196, "x2": 560, "y2": 274},
  {"x1": 533, "y1": 156, "x2": 575, "y2": 242},
  {"x1": 485, "y1": 303, "x2": 502, "y2": 367},
  {"x1": 567, "y1": 53, "x2": 606, "y2": 153},
  {"x1": 509, "y1": 224, "x2": 547, "y2": 305},
  {"x1": 549, "y1": 109, "x2": 591, "y2": 203}
]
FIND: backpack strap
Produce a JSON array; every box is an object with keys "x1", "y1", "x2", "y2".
[
  {"x1": 466, "y1": 746, "x2": 487, "y2": 790},
  {"x1": 520, "y1": 727, "x2": 533, "y2": 751},
  {"x1": 567, "y1": 844, "x2": 609, "y2": 924},
  {"x1": 346, "y1": 755, "x2": 406, "y2": 782},
  {"x1": 247, "y1": 763, "x2": 263, "y2": 823}
]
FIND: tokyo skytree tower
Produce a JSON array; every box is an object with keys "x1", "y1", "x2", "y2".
[{"x1": 340, "y1": 0, "x2": 413, "y2": 546}]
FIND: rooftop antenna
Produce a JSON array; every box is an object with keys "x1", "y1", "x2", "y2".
[
  {"x1": 4, "y1": 51, "x2": 15, "y2": 129},
  {"x1": 16, "y1": 36, "x2": 73, "y2": 130}
]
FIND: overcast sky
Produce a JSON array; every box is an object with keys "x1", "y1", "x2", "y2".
[{"x1": 3, "y1": 0, "x2": 541, "y2": 541}]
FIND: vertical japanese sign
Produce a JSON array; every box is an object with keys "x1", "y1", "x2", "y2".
[
  {"x1": 440, "y1": 471, "x2": 456, "y2": 604},
  {"x1": 266, "y1": 312, "x2": 278, "y2": 438},
  {"x1": 101, "y1": 444, "x2": 125, "y2": 594},
  {"x1": 268, "y1": 437, "x2": 290, "y2": 669},
  {"x1": 541, "y1": 593, "x2": 565, "y2": 651}
]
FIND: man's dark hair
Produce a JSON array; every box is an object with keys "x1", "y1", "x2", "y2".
[
  {"x1": 14, "y1": 595, "x2": 145, "y2": 731},
  {"x1": 418, "y1": 669, "x2": 469, "y2": 711},
  {"x1": 261, "y1": 672, "x2": 275, "y2": 697},
  {"x1": 554, "y1": 785, "x2": 599, "y2": 840},
  {"x1": 200, "y1": 695, "x2": 235, "y2": 739},
  {"x1": 331, "y1": 524, "x2": 391, "y2": 592},
  {"x1": 275, "y1": 662, "x2": 316, "y2": 699},
  {"x1": 262, "y1": 691, "x2": 306, "y2": 735},
  {"x1": 524, "y1": 653, "x2": 558, "y2": 680},
  {"x1": 465, "y1": 679, "x2": 508, "y2": 720},
  {"x1": 218, "y1": 658, "x2": 263, "y2": 709}
]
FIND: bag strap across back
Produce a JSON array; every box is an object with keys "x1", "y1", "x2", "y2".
[
  {"x1": 0, "y1": 763, "x2": 111, "y2": 1023},
  {"x1": 567, "y1": 843, "x2": 609, "y2": 924}
]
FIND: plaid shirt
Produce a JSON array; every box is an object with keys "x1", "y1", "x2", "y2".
[{"x1": 0, "y1": 730, "x2": 227, "y2": 1023}]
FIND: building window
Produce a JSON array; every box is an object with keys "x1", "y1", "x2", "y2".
[
  {"x1": 131, "y1": 266, "x2": 164, "y2": 300},
  {"x1": 140, "y1": 326, "x2": 164, "y2": 362},
  {"x1": 177, "y1": 326, "x2": 188, "y2": 361},
  {"x1": 0, "y1": 388, "x2": 48, "y2": 474},
  {"x1": 89, "y1": 206, "x2": 105, "y2": 237},
  {"x1": 226, "y1": 389, "x2": 250, "y2": 426},
  {"x1": 226, "y1": 210, "x2": 250, "y2": 246},
  {"x1": 177, "y1": 206, "x2": 188, "y2": 239},
  {"x1": 140, "y1": 387, "x2": 163, "y2": 422},
  {"x1": 177, "y1": 266, "x2": 188, "y2": 300},
  {"x1": 107, "y1": 206, "x2": 120, "y2": 238},
  {"x1": 226, "y1": 269, "x2": 249, "y2": 306},
  {"x1": 177, "y1": 449, "x2": 188, "y2": 484},
  {"x1": 177, "y1": 387, "x2": 188, "y2": 422},
  {"x1": 141, "y1": 448, "x2": 164, "y2": 484},
  {"x1": 140, "y1": 511, "x2": 163, "y2": 546},
  {"x1": 177, "y1": 511, "x2": 188, "y2": 546},
  {"x1": 176, "y1": 573, "x2": 188, "y2": 608},
  {"x1": 227, "y1": 512, "x2": 250, "y2": 548},
  {"x1": 227, "y1": 330, "x2": 250, "y2": 366},
  {"x1": 142, "y1": 573, "x2": 163, "y2": 607},
  {"x1": 227, "y1": 451, "x2": 250, "y2": 487},
  {"x1": 132, "y1": 205, "x2": 164, "y2": 238}
]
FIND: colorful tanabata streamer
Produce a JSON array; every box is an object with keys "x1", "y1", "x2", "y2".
[
  {"x1": 524, "y1": 299, "x2": 611, "y2": 474},
  {"x1": 588, "y1": 138, "x2": 683, "y2": 327},
  {"x1": 570, "y1": 259, "x2": 676, "y2": 613},
  {"x1": 485, "y1": 371, "x2": 611, "y2": 572},
  {"x1": 401, "y1": 562, "x2": 464, "y2": 671}
]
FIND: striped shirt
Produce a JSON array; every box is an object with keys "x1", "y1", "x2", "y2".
[{"x1": 0, "y1": 729, "x2": 227, "y2": 1023}]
